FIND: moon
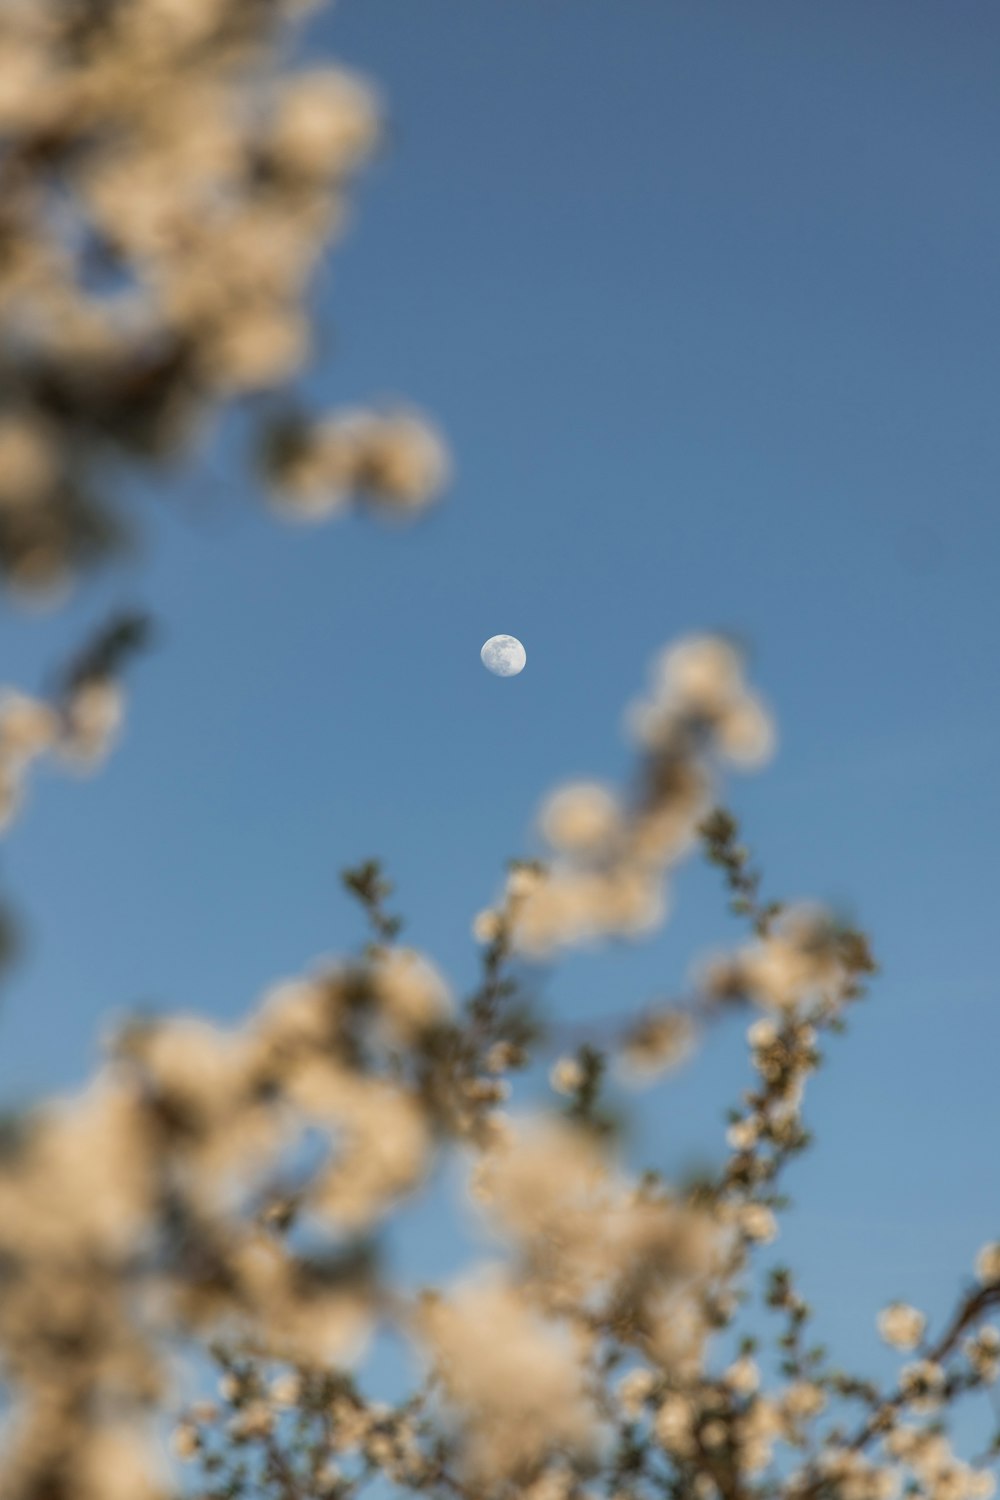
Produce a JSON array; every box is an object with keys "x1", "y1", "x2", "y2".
[{"x1": 481, "y1": 634, "x2": 526, "y2": 677}]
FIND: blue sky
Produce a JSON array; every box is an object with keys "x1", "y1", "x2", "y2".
[{"x1": 3, "y1": 0, "x2": 1000, "y2": 1413}]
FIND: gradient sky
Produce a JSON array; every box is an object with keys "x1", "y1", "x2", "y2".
[{"x1": 3, "y1": 0, "x2": 1000, "y2": 1421}]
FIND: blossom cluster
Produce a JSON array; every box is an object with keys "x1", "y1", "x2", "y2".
[
  {"x1": 0, "y1": 640, "x2": 997, "y2": 1500},
  {"x1": 0, "y1": 0, "x2": 448, "y2": 600},
  {"x1": 0, "y1": 941, "x2": 468, "y2": 1500},
  {"x1": 0, "y1": 612, "x2": 148, "y2": 834},
  {"x1": 474, "y1": 636, "x2": 775, "y2": 959},
  {"x1": 260, "y1": 405, "x2": 451, "y2": 521}
]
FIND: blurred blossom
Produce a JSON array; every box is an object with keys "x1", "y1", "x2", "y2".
[
  {"x1": 470, "y1": 1113, "x2": 728, "y2": 1348},
  {"x1": 267, "y1": 68, "x2": 381, "y2": 179},
  {"x1": 617, "y1": 1366, "x2": 657, "y2": 1418},
  {"x1": 628, "y1": 635, "x2": 775, "y2": 769},
  {"x1": 715, "y1": 904, "x2": 859, "y2": 1021},
  {"x1": 506, "y1": 636, "x2": 771, "y2": 958},
  {"x1": 656, "y1": 636, "x2": 744, "y2": 711},
  {"x1": 63, "y1": 1424, "x2": 169, "y2": 1500},
  {"x1": 877, "y1": 1303, "x2": 926, "y2": 1351},
  {"x1": 507, "y1": 863, "x2": 547, "y2": 901},
  {"x1": 508, "y1": 863, "x2": 666, "y2": 958},
  {"x1": 169, "y1": 1423, "x2": 200, "y2": 1460},
  {"x1": 654, "y1": 1392, "x2": 696, "y2": 1456},
  {"x1": 57, "y1": 679, "x2": 125, "y2": 770},
  {"x1": 813, "y1": 1449, "x2": 901, "y2": 1500},
  {"x1": 549, "y1": 1056, "x2": 585, "y2": 1095},
  {"x1": 0, "y1": 414, "x2": 57, "y2": 506},
  {"x1": 738, "y1": 1202, "x2": 779, "y2": 1244},
  {"x1": 346, "y1": 408, "x2": 452, "y2": 512},
  {"x1": 229, "y1": 1400, "x2": 274, "y2": 1440},
  {"x1": 724, "y1": 1355, "x2": 760, "y2": 1395},
  {"x1": 617, "y1": 1008, "x2": 696, "y2": 1086},
  {"x1": 472, "y1": 907, "x2": 502, "y2": 943},
  {"x1": 469, "y1": 1115, "x2": 612, "y2": 1259},
  {"x1": 882, "y1": 1425, "x2": 998, "y2": 1500},
  {"x1": 0, "y1": 1078, "x2": 154, "y2": 1259},
  {"x1": 0, "y1": 666, "x2": 137, "y2": 832},
  {"x1": 307, "y1": 1080, "x2": 428, "y2": 1230},
  {"x1": 726, "y1": 1117, "x2": 760, "y2": 1151},
  {"x1": 485, "y1": 1040, "x2": 520, "y2": 1074},
  {"x1": 899, "y1": 1359, "x2": 947, "y2": 1413},
  {"x1": 976, "y1": 1243, "x2": 1000, "y2": 1284},
  {"x1": 522, "y1": 1465, "x2": 575, "y2": 1500},
  {"x1": 748, "y1": 1017, "x2": 779, "y2": 1049},
  {"x1": 261, "y1": 417, "x2": 357, "y2": 522},
  {"x1": 0, "y1": 692, "x2": 58, "y2": 765},
  {"x1": 369, "y1": 948, "x2": 452, "y2": 1041},
  {"x1": 966, "y1": 1326, "x2": 1000, "y2": 1383},
  {"x1": 201, "y1": 307, "x2": 310, "y2": 394},
  {"x1": 539, "y1": 782, "x2": 624, "y2": 856},
  {"x1": 781, "y1": 1381, "x2": 827, "y2": 1420},
  {"x1": 263, "y1": 406, "x2": 451, "y2": 521},
  {"x1": 414, "y1": 1271, "x2": 600, "y2": 1480},
  {"x1": 716, "y1": 697, "x2": 776, "y2": 766},
  {"x1": 0, "y1": 691, "x2": 57, "y2": 831}
]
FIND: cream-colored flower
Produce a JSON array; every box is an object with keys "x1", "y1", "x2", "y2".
[
  {"x1": 170, "y1": 1423, "x2": 200, "y2": 1460},
  {"x1": 877, "y1": 1303, "x2": 926, "y2": 1351},
  {"x1": 306, "y1": 1075, "x2": 430, "y2": 1229},
  {"x1": 617, "y1": 1367, "x2": 657, "y2": 1419},
  {"x1": 618, "y1": 1009, "x2": 696, "y2": 1086},
  {"x1": 781, "y1": 1381, "x2": 827, "y2": 1420},
  {"x1": 748, "y1": 1017, "x2": 779, "y2": 1049},
  {"x1": 57, "y1": 679, "x2": 125, "y2": 770},
  {"x1": 717, "y1": 696, "x2": 776, "y2": 767},
  {"x1": 658, "y1": 636, "x2": 743, "y2": 713},
  {"x1": 342, "y1": 409, "x2": 451, "y2": 511},
  {"x1": 724, "y1": 1355, "x2": 760, "y2": 1395},
  {"x1": 522, "y1": 1465, "x2": 574, "y2": 1500},
  {"x1": 550, "y1": 1056, "x2": 584, "y2": 1095},
  {"x1": 270, "y1": 1372, "x2": 302, "y2": 1406},
  {"x1": 473, "y1": 908, "x2": 502, "y2": 944},
  {"x1": 726, "y1": 1118, "x2": 760, "y2": 1152},
  {"x1": 415, "y1": 1271, "x2": 599, "y2": 1479},
  {"x1": 0, "y1": 691, "x2": 58, "y2": 765},
  {"x1": 231, "y1": 1401, "x2": 274, "y2": 1440},
  {"x1": 370, "y1": 948, "x2": 451, "y2": 1040},
  {"x1": 0, "y1": 413, "x2": 56, "y2": 507},
  {"x1": 540, "y1": 782, "x2": 623, "y2": 856},
  {"x1": 966, "y1": 1326, "x2": 1000, "y2": 1382},
  {"x1": 654, "y1": 1393, "x2": 695, "y2": 1456},
  {"x1": 485, "y1": 1041, "x2": 518, "y2": 1074},
  {"x1": 269, "y1": 68, "x2": 380, "y2": 178},
  {"x1": 976, "y1": 1243, "x2": 1000, "y2": 1285},
  {"x1": 899, "y1": 1359, "x2": 946, "y2": 1409},
  {"x1": 264, "y1": 418, "x2": 356, "y2": 521},
  {"x1": 739, "y1": 1202, "x2": 778, "y2": 1243},
  {"x1": 740, "y1": 905, "x2": 844, "y2": 1014}
]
